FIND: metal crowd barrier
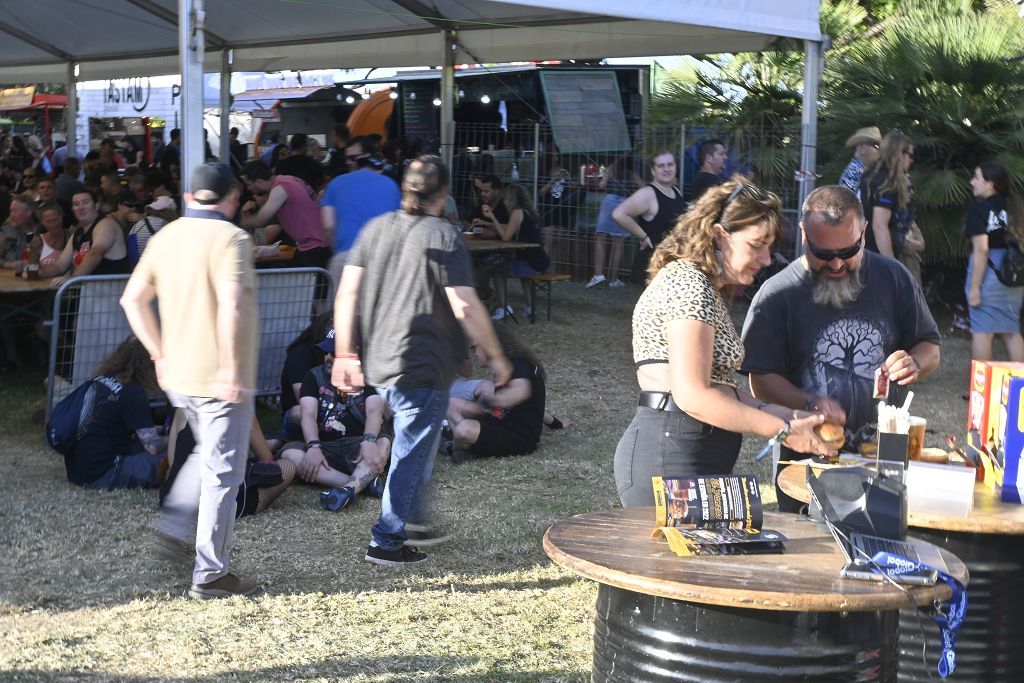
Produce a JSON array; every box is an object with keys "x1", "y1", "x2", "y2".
[{"x1": 44, "y1": 267, "x2": 332, "y2": 417}]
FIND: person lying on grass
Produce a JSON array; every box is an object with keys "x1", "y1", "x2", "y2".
[
  {"x1": 444, "y1": 326, "x2": 557, "y2": 463},
  {"x1": 279, "y1": 329, "x2": 391, "y2": 510}
]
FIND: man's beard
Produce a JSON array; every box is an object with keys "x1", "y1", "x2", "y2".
[{"x1": 812, "y1": 265, "x2": 864, "y2": 309}]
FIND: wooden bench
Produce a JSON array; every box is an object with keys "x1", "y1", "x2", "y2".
[{"x1": 524, "y1": 273, "x2": 571, "y2": 323}]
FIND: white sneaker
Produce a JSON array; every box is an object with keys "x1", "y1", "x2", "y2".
[
  {"x1": 608, "y1": 279, "x2": 626, "y2": 289},
  {"x1": 522, "y1": 305, "x2": 533, "y2": 318},
  {"x1": 491, "y1": 306, "x2": 510, "y2": 321},
  {"x1": 586, "y1": 274, "x2": 606, "y2": 288}
]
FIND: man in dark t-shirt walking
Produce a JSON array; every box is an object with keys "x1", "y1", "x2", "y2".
[{"x1": 331, "y1": 155, "x2": 512, "y2": 565}]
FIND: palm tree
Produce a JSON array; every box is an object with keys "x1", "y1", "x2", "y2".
[
  {"x1": 823, "y1": 0, "x2": 1024, "y2": 264},
  {"x1": 646, "y1": 0, "x2": 869, "y2": 204}
]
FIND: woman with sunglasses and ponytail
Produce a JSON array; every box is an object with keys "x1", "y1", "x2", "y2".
[
  {"x1": 860, "y1": 132, "x2": 922, "y2": 272},
  {"x1": 965, "y1": 161, "x2": 1024, "y2": 361},
  {"x1": 613, "y1": 177, "x2": 835, "y2": 507}
]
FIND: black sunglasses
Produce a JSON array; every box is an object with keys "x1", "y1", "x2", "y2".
[
  {"x1": 806, "y1": 230, "x2": 865, "y2": 261},
  {"x1": 716, "y1": 182, "x2": 775, "y2": 228}
]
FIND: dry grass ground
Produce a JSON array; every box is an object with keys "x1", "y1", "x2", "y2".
[{"x1": 0, "y1": 281, "x2": 973, "y2": 682}]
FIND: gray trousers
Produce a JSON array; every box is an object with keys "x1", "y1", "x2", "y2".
[{"x1": 160, "y1": 391, "x2": 254, "y2": 585}]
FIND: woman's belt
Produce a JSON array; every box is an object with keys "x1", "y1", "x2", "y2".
[{"x1": 638, "y1": 391, "x2": 684, "y2": 413}]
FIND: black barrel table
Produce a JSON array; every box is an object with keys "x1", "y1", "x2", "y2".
[
  {"x1": 779, "y1": 464, "x2": 1024, "y2": 681},
  {"x1": 543, "y1": 508, "x2": 965, "y2": 682}
]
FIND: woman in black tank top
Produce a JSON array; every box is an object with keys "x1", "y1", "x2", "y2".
[{"x1": 609, "y1": 152, "x2": 687, "y2": 284}]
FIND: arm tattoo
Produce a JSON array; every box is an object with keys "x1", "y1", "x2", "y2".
[{"x1": 136, "y1": 427, "x2": 168, "y2": 455}]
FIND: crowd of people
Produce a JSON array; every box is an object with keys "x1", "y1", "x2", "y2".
[
  {"x1": 7, "y1": 119, "x2": 1019, "y2": 599},
  {"x1": 15, "y1": 128, "x2": 567, "y2": 595}
]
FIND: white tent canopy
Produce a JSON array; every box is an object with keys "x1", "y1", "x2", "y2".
[
  {"x1": 0, "y1": 0, "x2": 822, "y2": 200},
  {"x1": 0, "y1": 1, "x2": 820, "y2": 80}
]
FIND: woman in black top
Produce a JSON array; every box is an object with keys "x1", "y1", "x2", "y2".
[
  {"x1": 488, "y1": 183, "x2": 552, "y2": 318},
  {"x1": 964, "y1": 161, "x2": 1024, "y2": 361},
  {"x1": 860, "y1": 132, "x2": 924, "y2": 270},
  {"x1": 611, "y1": 151, "x2": 687, "y2": 283}
]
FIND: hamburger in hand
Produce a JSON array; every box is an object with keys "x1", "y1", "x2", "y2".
[{"x1": 815, "y1": 422, "x2": 846, "y2": 450}]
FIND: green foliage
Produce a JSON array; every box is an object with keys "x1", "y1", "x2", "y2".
[
  {"x1": 649, "y1": 0, "x2": 1024, "y2": 266},
  {"x1": 823, "y1": 0, "x2": 1024, "y2": 264}
]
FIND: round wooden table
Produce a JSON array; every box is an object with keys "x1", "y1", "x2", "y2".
[
  {"x1": 544, "y1": 507, "x2": 966, "y2": 682},
  {"x1": 779, "y1": 463, "x2": 1024, "y2": 681}
]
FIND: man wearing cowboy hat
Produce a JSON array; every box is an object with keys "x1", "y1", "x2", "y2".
[{"x1": 839, "y1": 126, "x2": 882, "y2": 193}]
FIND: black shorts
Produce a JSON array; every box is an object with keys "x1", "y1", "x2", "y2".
[
  {"x1": 284, "y1": 437, "x2": 363, "y2": 475},
  {"x1": 470, "y1": 415, "x2": 539, "y2": 458}
]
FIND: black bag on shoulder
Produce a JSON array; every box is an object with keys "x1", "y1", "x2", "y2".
[
  {"x1": 45, "y1": 381, "x2": 97, "y2": 456},
  {"x1": 987, "y1": 211, "x2": 1024, "y2": 287}
]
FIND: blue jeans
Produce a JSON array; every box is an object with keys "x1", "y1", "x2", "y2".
[
  {"x1": 373, "y1": 385, "x2": 448, "y2": 550},
  {"x1": 88, "y1": 451, "x2": 163, "y2": 490}
]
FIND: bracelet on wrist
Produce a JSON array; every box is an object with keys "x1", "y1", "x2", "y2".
[
  {"x1": 305, "y1": 440, "x2": 321, "y2": 450},
  {"x1": 362, "y1": 433, "x2": 378, "y2": 443},
  {"x1": 337, "y1": 353, "x2": 359, "y2": 359}
]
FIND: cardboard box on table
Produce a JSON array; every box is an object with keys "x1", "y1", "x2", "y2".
[
  {"x1": 967, "y1": 360, "x2": 1024, "y2": 445},
  {"x1": 971, "y1": 374, "x2": 1024, "y2": 504}
]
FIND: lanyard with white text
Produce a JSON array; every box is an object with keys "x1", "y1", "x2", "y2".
[{"x1": 870, "y1": 550, "x2": 967, "y2": 678}]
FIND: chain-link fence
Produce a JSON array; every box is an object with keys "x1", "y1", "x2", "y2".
[
  {"x1": 450, "y1": 121, "x2": 804, "y2": 281},
  {"x1": 45, "y1": 268, "x2": 332, "y2": 417}
]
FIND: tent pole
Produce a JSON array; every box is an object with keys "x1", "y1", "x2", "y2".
[
  {"x1": 219, "y1": 49, "x2": 231, "y2": 165},
  {"x1": 440, "y1": 29, "x2": 456, "y2": 169},
  {"x1": 65, "y1": 61, "x2": 77, "y2": 158},
  {"x1": 180, "y1": 0, "x2": 206, "y2": 192},
  {"x1": 797, "y1": 39, "x2": 821, "y2": 228}
]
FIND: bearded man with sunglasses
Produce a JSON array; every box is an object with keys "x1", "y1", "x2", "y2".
[{"x1": 740, "y1": 185, "x2": 940, "y2": 511}]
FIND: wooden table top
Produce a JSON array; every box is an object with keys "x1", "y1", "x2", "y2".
[
  {"x1": 466, "y1": 239, "x2": 539, "y2": 253},
  {"x1": 543, "y1": 507, "x2": 965, "y2": 612},
  {"x1": 778, "y1": 463, "x2": 1024, "y2": 535},
  {"x1": 0, "y1": 272, "x2": 57, "y2": 294}
]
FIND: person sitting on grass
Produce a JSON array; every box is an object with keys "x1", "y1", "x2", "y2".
[
  {"x1": 60, "y1": 336, "x2": 167, "y2": 490},
  {"x1": 279, "y1": 329, "x2": 392, "y2": 510},
  {"x1": 444, "y1": 327, "x2": 547, "y2": 463},
  {"x1": 270, "y1": 310, "x2": 333, "y2": 451},
  {"x1": 162, "y1": 408, "x2": 296, "y2": 519}
]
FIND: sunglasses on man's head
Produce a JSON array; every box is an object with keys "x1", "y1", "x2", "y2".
[{"x1": 806, "y1": 230, "x2": 865, "y2": 261}]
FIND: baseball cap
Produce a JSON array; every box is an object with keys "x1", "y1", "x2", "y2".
[
  {"x1": 190, "y1": 162, "x2": 238, "y2": 205},
  {"x1": 316, "y1": 328, "x2": 336, "y2": 353},
  {"x1": 146, "y1": 196, "x2": 176, "y2": 211}
]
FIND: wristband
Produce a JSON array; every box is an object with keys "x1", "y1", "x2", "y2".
[
  {"x1": 362, "y1": 433, "x2": 378, "y2": 443},
  {"x1": 337, "y1": 353, "x2": 359, "y2": 359},
  {"x1": 305, "y1": 440, "x2": 321, "y2": 450}
]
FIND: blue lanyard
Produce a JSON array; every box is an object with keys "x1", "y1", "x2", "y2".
[{"x1": 870, "y1": 550, "x2": 968, "y2": 678}]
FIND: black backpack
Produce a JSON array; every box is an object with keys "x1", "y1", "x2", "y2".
[
  {"x1": 987, "y1": 209, "x2": 1024, "y2": 288},
  {"x1": 45, "y1": 378, "x2": 120, "y2": 456},
  {"x1": 45, "y1": 381, "x2": 97, "y2": 456}
]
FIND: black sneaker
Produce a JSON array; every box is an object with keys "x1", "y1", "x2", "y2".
[
  {"x1": 438, "y1": 438, "x2": 454, "y2": 458},
  {"x1": 405, "y1": 527, "x2": 450, "y2": 547},
  {"x1": 364, "y1": 544, "x2": 428, "y2": 566},
  {"x1": 365, "y1": 473, "x2": 387, "y2": 498},
  {"x1": 450, "y1": 448, "x2": 476, "y2": 465}
]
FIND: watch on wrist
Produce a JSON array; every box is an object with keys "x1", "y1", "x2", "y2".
[
  {"x1": 769, "y1": 421, "x2": 791, "y2": 446},
  {"x1": 362, "y1": 433, "x2": 378, "y2": 443}
]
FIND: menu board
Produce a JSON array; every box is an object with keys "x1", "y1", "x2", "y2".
[
  {"x1": 539, "y1": 71, "x2": 631, "y2": 153},
  {"x1": 402, "y1": 82, "x2": 436, "y2": 140}
]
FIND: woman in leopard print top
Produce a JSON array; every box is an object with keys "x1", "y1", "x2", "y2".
[{"x1": 614, "y1": 177, "x2": 836, "y2": 507}]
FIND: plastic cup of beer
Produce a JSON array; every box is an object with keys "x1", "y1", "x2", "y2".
[
  {"x1": 907, "y1": 416, "x2": 926, "y2": 461},
  {"x1": 26, "y1": 264, "x2": 40, "y2": 280}
]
